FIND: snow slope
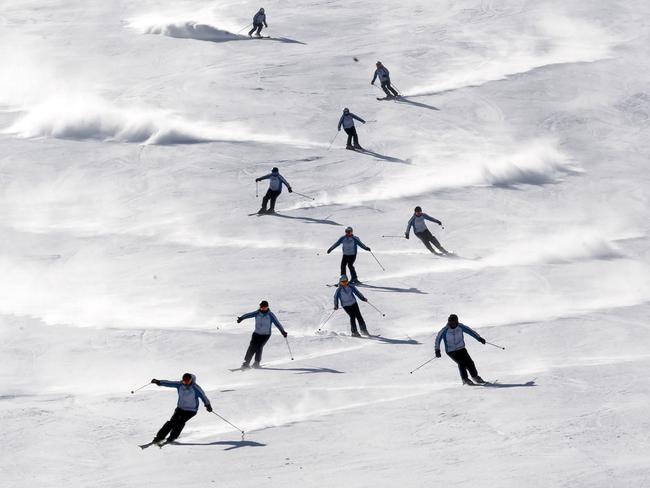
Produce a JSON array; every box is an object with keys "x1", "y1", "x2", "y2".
[{"x1": 1, "y1": 0, "x2": 649, "y2": 486}]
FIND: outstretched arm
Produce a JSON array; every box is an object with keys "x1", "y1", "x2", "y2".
[
  {"x1": 352, "y1": 114, "x2": 366, "y2": 124},
  {"x1": 256, "y1": 173, "x2": 271, "y2": 182},
  {"x1": 237, "y1": 311, "x2": 257, "y2": 323},
  {"x1": 460, "y1": 324, "x2": 485, "y2": 343},
  {"x1": 327, "y1": 237, "x2": 343, "y2": 253},
  {"x1": 157, "y1": 380, "x2": 181, "y2": 388},
  {"x1": 333, "y1": 288, "x2": 341, "y2": 309},
  {"x1": 423, "y1": 213, "x2": 442, "y2": 226}
]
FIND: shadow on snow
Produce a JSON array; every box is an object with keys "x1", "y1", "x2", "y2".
[
  {"x1": 484, "y1": 380, "x2": 537, "y2": 388},
  {"x1": 259, "y1": 366, "x2": 344, "y2": 374},
  {"x1": 358, "y1": 283, "x2": 427, "y2": 294},
  {"x1": 268, "y1": 213, "x2": 342, "y2": 226},
  {"x1": 174, "y1": 440, "x2": 266, "y2": 450}
]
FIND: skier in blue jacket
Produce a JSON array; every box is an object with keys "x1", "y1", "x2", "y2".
[
  {"x1": 150, "y1": 373, "x2": 212, "y2": 444},
  {"x1": 256, "y1": 167, "x2": 292, "y2": 214},
  {"x1": 338, "y1": 108, "x2": 366, "y2": 150},
  {"x1": 371, "y1": 61, "x2": 399, "y2": 98},
  {"x1": 237, "y1": 300, "x2": 287, "y2": 369},
  {"x1": 435, "y1": 314, "x2": 487, "y2": 385},
  {"x1": 248, "y1": 8, "x2": 268, "y2": 37},
  {"x1": 334, "y1": 274, "x2": 370, "y2": 337},
  {"x1": 327, "y1": 226, "x2": 371, "y2": 284},
  {"x1": 405, "y1": 206, "x2": 450, "y2": 255}
]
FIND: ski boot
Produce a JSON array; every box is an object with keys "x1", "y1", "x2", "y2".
[
  {"x1": 241, "y1": 361, "x2": 251, "y2": 369},
  {"x1": 472, "y1": 376, "x2": 486, "y2": 384},
  {"x1": 462, "y1": 377, "x2": 475, "y2": 386},
  {"x1": 360, "y1": 328, "x2": 370, "y2": 337},
  {"x1": 252, "y1": 362, "x2": 262, "y2": 369},
  {"x1": 257, "y1": 208, "x2": 266, "y2": 215},
  {"x1": 346, "y1": 144, "x2": 354, "y2": 150},
  {"x1": 351, "y1": 331, "x2": 362, "y2": 338},
  {"x1": 353, "y1": 144, "x2": 363, "y2": 150}
]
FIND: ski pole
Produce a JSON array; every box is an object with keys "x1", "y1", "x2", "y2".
[
  {"x1": 292, "y1": 191, "x2": 315, "y2": 201},
  {"x1": 318, "y1": 309, "x2": 337, "y2": 332},
  {"x1": 366, "y1": 301, "x2": 386, "y2": 317},
  {"x1": 381, "y1": 235, "x2": 405, "y2": 238},
  {"x1": 285, "y1": 336, "x2": 294, "y2": 360},
  {"x1": 130, "y1": 382, "x2": 152, "y2": 394},
  {"x1": 409, "y1": 357, "x2": 437, "y2": 374},
  {"x1": 370, "y1": 250, "x2": 385, "y2": 271},
  {"x1": 327, "y1": 131, "x2": 339, "y2": 151},
  {"x1": 486, "y1": 341, "x2": 506, "y2": 350},
  {"x1": 236, "y1": 23, "x2": 252, "y2": 34},
  {"x1": 211, "y1": 411, "x2": 245, "y2": 439}
]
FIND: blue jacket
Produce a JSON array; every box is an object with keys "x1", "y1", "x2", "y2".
[
  {"x1": 328, "y1": 235, "x2": 370, "y2": 256},
  {"x1": 334, "y1": 284, "x2": 366, "y2": 307},
  {"x1": 406, "y1": 213, "x2": 441, "y2": 235},
  {"x1": 158, "y1": 375, "x2": 210, "y2": 412},
  {"x1": 338, "y1": 112, "x2": 365, "y2": 130},
  {"x1": 239, "y1": 310, "x2": 286, "y2": 335},
  {"x1": 435, "y1": 324, "x2": 482, "y2": 353},
  {"x1": 258, "y1": 172, "x2": 290, "y2": 192},
  {"x1": 372, "y1": 66, "x2": 390, "y2": 83},
  {"x1": 253, "y1": 11, "x2": 267, "y2": 25}
]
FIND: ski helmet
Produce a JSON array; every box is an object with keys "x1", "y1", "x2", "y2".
[
  {"x1": 260, "y1": 300, "x2": 269, "y2": 308},
  {"x1": 345, "y1": 226, "x2": 353, "y2": 233},
  {"x1": 343, "y1": 107, "x2": 349, "y2": 113},
  {"x1": 414, "y1": 206, "x2": 422, "y2": 213},
  {"x1": 272, "y1": 167, "x2": 279, "y2": 173},
  {"x1": 339, "y1": 274, "x2": 349, "y2": 283},
  {"x1": 447, "y1": 314, "x2": 459, "y2": 326}
]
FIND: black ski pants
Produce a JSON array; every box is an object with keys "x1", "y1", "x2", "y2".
[
  {"x1": 155, "y1": 407, "x2": 197, "y2": 442},
  {"x1": 343, "y1": 302, "x2": 367, "y2": 334},
  {"x1": 249, "y1": 23, "x2": 264, "y2": 36},
  {"x1": 415, "y1": 229, "x2": 448, "y2": 254},
  {"x1": 447, "y1": 348, "x2": 479, "y2": 380},
  {"x1": 244, "y1": 332, "x2": 271, "y2": 364},
  {"x1": 344, "y1": 127, "x2": 359, "y2": 147},
  {"x1": 262, "y1": 189, "x2": 281, "y2": 211},
  {"x1": 381, "y1": 80, "x2": 399, "y2": 97},
  {"x1": 340, "y1": 254, "x2": 358, "y2": 281}
]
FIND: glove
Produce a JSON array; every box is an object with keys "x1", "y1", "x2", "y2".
[
  {"x1": 151, "y1": 379, "x2": 160, "y2": 385},
  {"x1": 404, "y1": 233, "x2": 409, "y2": 239},
  {"x1": 206, "y1": 404, "x2": 213, "y2": 412},
  {"x1": 255, "y1": 178, "x2": 260, "y2": 182},
  {"x1": 236, "y1": 317, "x2": 242, "y2": 324},
  {"x1": 435, "y1": 350, "x2": 441, "y2": 358},
  {"x1": 282, "y1": 331, "x2": 288, "y2": 338},
  {"x1": 439, "y1": 222, "x2": 443, "y2": 226},
  {"x1": 288, "y1": 187, "x2": 293, "y2": 193},
  {"x1": 479, "y1": 337, "x2": 486, "y2": 344},
  {"x1": 361, "y1": 297, "x2": 368, "y2": 302},
  {"x1": 334, "y1": 306, "x2": 339, "y2": 311},
  {"x1": 371, "y1": 81, "x2": 374, "y2": 85},
  {"x1": 327, "y1": 249, "x2": 331, "y2": 254}
]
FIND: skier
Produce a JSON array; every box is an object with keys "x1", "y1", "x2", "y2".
[
  {"x1": 371, "y1": 61, "x2": 399, "y2": 98},
  {"x1": 334, "y1": 274, "x2": 370, "y2": 337},
  {"x1": 337, "y1": 107, "x2": 366, "y2": 150},
  {"x1": 149, "y1": 373, "x2": 212, "y2": 444},
  {"x1": 405, "y1": 206, "x2": 450, "y2": 255},
  {"x1": 435, "y1": 314, "x2": 487, "y2": 385},
  {"x1": 237, "y1": 300, "x2": 288, "y2": 369},
  {"x1": 327, "y1": 226, "x2": 371, "y2": 284},
  {"x1": 255, "y1": 167, "x2": 292, "y2": 214},
  {"x1": 248, "y1": 7, "x2": 268, "y2": 37}
]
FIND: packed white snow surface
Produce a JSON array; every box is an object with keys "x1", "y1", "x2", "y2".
[{"x1": 1, "y1": 0, "x2": 649, "y2": 486}]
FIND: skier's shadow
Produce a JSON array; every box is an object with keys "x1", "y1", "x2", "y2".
[
  {"x1": 267, "y1": 213, "x2": 342, "y2": 226},
  {"x1": 372, "y1": 336, "x2": 421, "y2": 345},
  {"x1": 259, "y1": 366, "x2": 344, "y2": 374},
  {"x1": 174, "y1": 440, "x2": 266, "y2": 450},
  {"x1": 358, "y1": 283, "x2": 427, "y2": 294},
  {"x1": 484, "y1": 380, "x2": 536, "y2": 388},
  {"x1": 394, "y1": 96, "x2": 440, "y2": 111},
  {"x1": 356, "y1": 149, "x2": 411, "y2": 165},
  {"x1": 262, "y1": 36, "x2": 306, "y2": 45}
]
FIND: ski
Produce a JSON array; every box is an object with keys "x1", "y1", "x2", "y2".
[
  {"x1": 229, "y1": 367, "x2": 251, "y2": 372},
  {"x1": 139, "y1": 441, "x2": 157, "y2": 450},
  {"x1": 158, "y1": 440, "x2": 176, "y2": 448},
  {"x1": 248, "y1": 211, "x2": 278, "y2": 217}
]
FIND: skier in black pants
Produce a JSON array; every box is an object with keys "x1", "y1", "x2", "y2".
[
  {"x1": 237, "y1": 300, "x2": 288, "y2": 368},
  {"x1": 405, "y1": 206, "x2": 450, "y2": 255},
  {"x1": 334, "y1": 274, "x2": 370, "y2": 337},
  {"x1": 371, "y1": 61, "x2": 399, "y2": 98},
  {"x1": 248, "y1": 8, "x2": 268, "y2": 37},
  {"x1": 435, "y1": 314, "x2": 487, "y2": 385},
  {"x1": 150, "y1": 373, "x2": 212, "y2": 444},
  {"x1": 327, "y1": 226, "x2": 371, "y2": 284},
  {"x1": 256, "y1": 167, "x2": 292, "y2": 214},
  {"x1": 337, "y1": 108, "x2": 366, "y2": 150}
]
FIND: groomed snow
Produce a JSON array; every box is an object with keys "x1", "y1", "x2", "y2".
[{"x1": 1, "y1": 0, "x2": 649, "y2": 486}]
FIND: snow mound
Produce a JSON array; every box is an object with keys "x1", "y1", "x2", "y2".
[
  {"x1": 142, "y1": 21, "x2": 245, "y2": 43},
  {"x1": 4, "y1": 96, "x2": 321, "y2": 147}
]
